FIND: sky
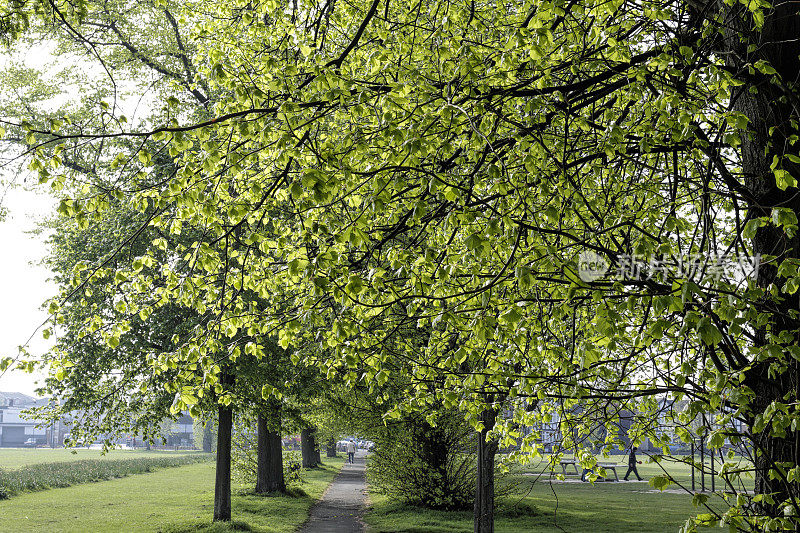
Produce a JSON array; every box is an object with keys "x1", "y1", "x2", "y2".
[
  {"x1": 0, "y1": 41, "x2": 84, "y2": 397},
  {"x1": 0, "y1": 41, "x2": 156, "y2": 398},
  {"x1": 0, "y1": 183, "x2": 56, "y2": 396}
]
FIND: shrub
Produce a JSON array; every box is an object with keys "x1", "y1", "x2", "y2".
[
  {"x1": 367, "y1": 413, "x2": 476, "y2": 511},
  {"x1": 0, "y1": 454, "x2": 211, "y2": 498}
]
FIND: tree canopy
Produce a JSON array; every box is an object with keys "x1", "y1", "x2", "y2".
[{"x1": 3, "y1": 0, "x2": 800, "y2": 529}]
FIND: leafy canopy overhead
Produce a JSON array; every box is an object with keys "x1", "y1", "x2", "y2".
[{"x1": 6, "y1": 0, "x2": 800, "y2": 527}]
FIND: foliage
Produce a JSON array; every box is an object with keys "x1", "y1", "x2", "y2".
[
  {"x1": 0, "y1": 453, "x2": 211, "y2": 497},
  {"x1": 5, "y1": 0, "x2": 800, "y2": 529},
  {"x1": 367, "y1": 412, "x2": 476, "y2": 511}
]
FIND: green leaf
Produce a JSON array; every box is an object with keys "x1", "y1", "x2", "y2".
[
  {"x1": 649, "y1": 475, "x2": 672, "y2": 491},
  {"x1": 775, "y1": 169, "x2": 797, "y2": 190},
  {"x1": 499, "y1": 306, "x2": 522, "y2": 325},
  {"x1": 697, "y1": 317, "x2": 722, "y2": 346}
]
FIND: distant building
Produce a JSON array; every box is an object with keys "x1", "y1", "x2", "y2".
[
  {"x1": 0, "y1": 392, "x2": 52, "y2": 447},
  {"x1": 0, "y1": 391, "x2": 201, "y2": 448}
]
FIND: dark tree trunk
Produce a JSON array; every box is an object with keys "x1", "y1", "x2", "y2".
[
  {"x1": 314, "y1": 439, "x2": 322, "y2": 465},
  {"x1": 474, "y1": 407, "x2": 498, "y2": 533},
  {"x1": 213, "y1": 373, "x2": 234, "y2": 522},
  {"x1": 202, "y1": 422, "x2": 214, "y2": 453},
  {"x1": 301, "y1": 427, "x2": 318, "y2": 468},
  {"x1": 256, "y1": 402, "x2": 285, "y2": 494},
  {"x1": 717, "y1": 2, "x2": 800, "y2": 519},
  {"x1": 326, "y1": 437, "x2": 338, "y2": 458}
]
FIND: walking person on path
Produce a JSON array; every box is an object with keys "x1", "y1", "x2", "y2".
[
  {"x1": 346, "y1": 439, "x2": 356, "y2": 464},
  {"x1": 624, "y1": 446, "x2": 643, "y2": 481}
]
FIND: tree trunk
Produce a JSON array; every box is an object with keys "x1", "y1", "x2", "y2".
[
  {"x1": 474, "y1": 407, "x2": 498, "y2": 533},
  {"x1": 718, "y1": 3, "x2": 800, "y2": 519},
  {"x1": 203, "y1": 422, "x2": 214, "y2": 453},
  {"x1": 214, "y1": 373, "x2": 234, "y2": 522},
  {"x1": 256, "y1": 401, "x2": 285, "y2": 493},
  {"x1": 326, "y1": 437, "x2": 337, "y2": 458},
  {"x1": 301, "y1": 427, "x2": 318, "y2": 468}
]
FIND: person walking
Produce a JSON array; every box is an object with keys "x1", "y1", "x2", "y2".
[
  {"x1": 624, "y1": 446, "x2": 643, "y2": 481},
  {"x1": 346, "y1": 439, "x2": 356, "y2": 464}
]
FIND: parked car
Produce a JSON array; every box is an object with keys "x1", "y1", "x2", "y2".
[{"x1": 23, "y1": 438, "x2": 37, "y2": 447}]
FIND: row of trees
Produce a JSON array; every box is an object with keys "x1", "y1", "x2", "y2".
[
  {"x1": 1, "y1": 0, "x2": 799, "y2": 530},
  {"x1": 0, "y1": 0, "x2": 341, "y2": 521}
]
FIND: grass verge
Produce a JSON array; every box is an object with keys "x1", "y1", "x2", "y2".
[
  {"x1": 0, "y1": 448, "x2": 203, "y2": 469},
  {"x1": 0, "y1": 454, "x2": 213, "y2": 498},
  {"x1": 364, "y1": 456, "x2": 733, "y2": 533},
  {"x1": 0, "y1": 456, "x2": 345, "y2": 532}
]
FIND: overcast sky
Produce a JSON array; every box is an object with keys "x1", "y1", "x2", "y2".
[{"x1": 0, "y1": 184, "x2": 55, "y2": 396}]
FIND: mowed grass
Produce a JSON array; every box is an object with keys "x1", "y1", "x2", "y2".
[
  {"x1": 0, "y1": 448, "x2": 201, "y2": 469},
  {"x1": 365, "y1": 455, "x2": 740, "y2": 533},
  {"x1": 0, "y1": 454, "x2": 212, "y2": 497},
  {"x1": 0, "y1": 456, "x2": 344, "y2": 533}
]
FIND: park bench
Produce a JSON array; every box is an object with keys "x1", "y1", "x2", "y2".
[
  {"x1": 560, "y1": 459, "x2": 621, "y2": 481},
  {"x1": 596, "y1": 462, "x2": 621, "y2": 481},
  {"x1": 559, "y1": 458, "x2": 580, "y2": 476}
]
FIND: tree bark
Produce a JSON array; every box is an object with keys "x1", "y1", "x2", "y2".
[
  {"x1": 256, "y1": 401, "x2": 285, "y2": 493},
  {"x1": 326, "y1": 436, "x2": 338, "y2": 458},
  {"x1": 717, "y1": 2, "x2": 800, "y2": 519},
  {"x1": 202, "y1": 422, "x2": 214, "y2": 453},
  {"x1": 474, "y1": 407, "x2": 498, "y2": 533},
  {"x1": 314, "y1": 438, "x2": 323, "y2": 465},
  {"x1": 213, "y1": 372, "x2": 234, "y2": 522},
  {"x1": 301, "y1": 427, "x2": 319, "y2": 468}
]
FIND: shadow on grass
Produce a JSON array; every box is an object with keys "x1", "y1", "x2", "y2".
[
  {"x1": 159, "y1": 520, "x2": 253, "y2": 532},
  {"x1": 367, "y1": 500, "x2": 471, "y2": 533},
  {"x1": 367, "y1": 499, "x2": 540, "y2": 533},
  {"x1": 497, "y1": 500, "x2": 540, "y2": 518},
  {"x1": 234, "y1": 486, "x2": 309, "y2": 499}
]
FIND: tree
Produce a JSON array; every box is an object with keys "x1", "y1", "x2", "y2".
[
  {"x1": 214, "y1": 369, "x2": 234, "y2": 522},
  {"x1": 8, "y1": 0, "x2": 800, "y2": 530},
  {"x1": 0, "y1": 0, "x2": 292, "y2": 521},
  {"x1": 256, "y1": 399, "x2": 285, "y2": 493}
]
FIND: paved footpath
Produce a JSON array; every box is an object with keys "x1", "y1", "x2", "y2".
[{"x1": 298, "y1": 450, "x2": 367, "y2": 533}]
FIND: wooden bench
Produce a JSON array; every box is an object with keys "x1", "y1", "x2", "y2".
[
  {"x1": 596, "y1": 462, "x2": 621, "y2": 481},
  {"x1": 559, "y1": 458, "x2": 580, "y2": 476},
  {"x1": 560, "y1": 459, "x2": 622, "y2": 481}
]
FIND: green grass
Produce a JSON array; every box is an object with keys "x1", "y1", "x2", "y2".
[
  {"x1": 0, "y1": 448, "x2": 201, "y2": 469},
  {"x1": 365, "y1": 455, "x2": 738, "y2": 533},
  {"x1": 0, "y1": 456, "x2": 345, "y2": 532},
  {"x1": 0, "y1": 454, "x2": 213, "y2": 497},
  {"x1": 534, "y1": 454, "x2": 750, "y2": 491}
]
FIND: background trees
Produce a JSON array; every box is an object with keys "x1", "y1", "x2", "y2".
[{"x1": 4, "y1": 0, "x2": 800, "y2": 530}]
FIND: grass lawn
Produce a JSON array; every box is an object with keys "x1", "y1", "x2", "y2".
[
  {"x1": 0, "y1": 448, "x2": 202, "y2": 469},
  {"x1": 365, "y1": 455, "x2": 739, "y2": 533},
  {"x1": 0, "y1": 456, "x2": 345, "y2": 532}
]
